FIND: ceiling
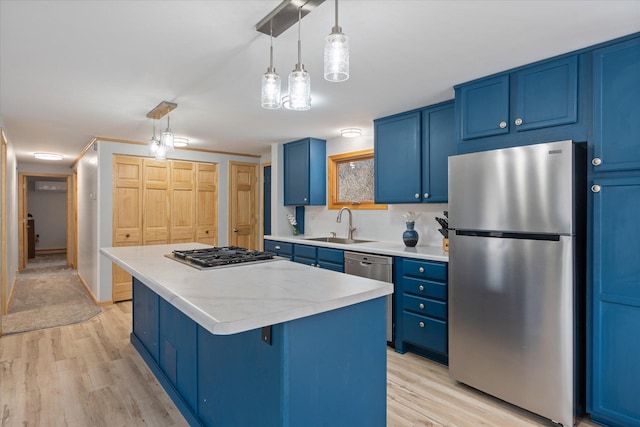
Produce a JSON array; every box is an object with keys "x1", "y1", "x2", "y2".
[{"x1": 1, "y1": 1, "x2": 639, "y2": 167}]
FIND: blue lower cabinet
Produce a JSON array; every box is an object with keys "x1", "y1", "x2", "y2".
[
  {"x1": 589, "y1": 175, "x2": 640, "y2": 427},
  {"x1": 197, "y1": 327, "x2": 282, "y2": 427},
  {"x1": 159, "y1": 299, "x2": 198, "y2": 414},
  {"x1": 132, "y1": 278, "x2": 159, "y2": 362},
  {"x1": 292, "y1": 243, "x2": 344, "y2": 272},
  {"x1": 131, "y1": 279, "x2": 387, "y2": 427},
  {"x1": 264, "y1": 240, "x2": 293, "y2": 260},
  {"x1": 394, "y1": 257, "x2": 449, "y2": 364}
]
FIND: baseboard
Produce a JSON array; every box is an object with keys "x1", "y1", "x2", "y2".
[
  {"x1": 35, "y1": 248, "x2": 67, "y2": 255},
  {"x1": 78, "y1": 272, "x2": 113, "y2": 307}
]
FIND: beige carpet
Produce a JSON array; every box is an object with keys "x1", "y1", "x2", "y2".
[{"x1": 2, "y1": 254, "x2": 102, "y2": 335}]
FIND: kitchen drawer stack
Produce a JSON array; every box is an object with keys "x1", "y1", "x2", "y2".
[{"x1": 395, "y1": 258, "x2": 448, "y2": 364}]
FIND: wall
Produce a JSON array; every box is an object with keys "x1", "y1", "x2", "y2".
[
  {"x1": 26, "y1": 178, "x2": 67, "y2": 250},
  {"x1": 76, "y1": 147, "x2": 99, "y2": 299},
  {"x1": 76, "y1": 140, "x2": 260, "y2": 302},
  {"x1": 1, "y1": 132, "x2": 19, "y2": 317},
  {"x1": 271, "y1": 135, "x2": 448, "y2": 247}
]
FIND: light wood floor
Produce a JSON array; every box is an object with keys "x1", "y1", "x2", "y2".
[{"x1": 1, "y1": 302, "x2": 599, "y2": 427}]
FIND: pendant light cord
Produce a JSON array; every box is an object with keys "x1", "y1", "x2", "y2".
[
  {"x1": 269, "y1": 21, "x2": 274, "y2": 70},
  {"x1": 297, "y1": 6, "x2": 302, "y2": 67},
  {"x1": 334, "y1": 0, "x2": 339, "y2": 29}
]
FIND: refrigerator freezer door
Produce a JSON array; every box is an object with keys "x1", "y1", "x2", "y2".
[
  {"x1": 448, "y1": 233, "x2": 575, "y2": 427},
  {"x1": 448, "y1": 140, "x2": 574, "y2": 234}
]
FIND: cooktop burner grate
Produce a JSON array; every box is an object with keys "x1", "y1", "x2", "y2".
[{"x1": 168, "y1": 246, "x2": 276, "y2": 269}]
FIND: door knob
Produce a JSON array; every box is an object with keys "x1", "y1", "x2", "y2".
[{"x1": 233, "y1": 228, "x2": 238, "y2": 232}]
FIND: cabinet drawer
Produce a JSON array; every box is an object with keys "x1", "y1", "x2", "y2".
[
  {"x1": 317, "y1": 261, "x2": 343, "y2": 272},
  {"x1": 317, "y1": 247, "x2": 343, "y2": 264},
  {"x1": 264, "y1": 240, "x2": 293, "y2": 256},
  {"x1": 293, "y1": 256, "x2": 315, "y2": 266},
  {"x1": 294, "y1": 244, "x2": 317, "y2": 259},
  {"x1": 403, "y1": 277, "x2": 447, "y2": 300},
  {"x1": 402, "y1": 312, "x2": 447, "y2": 355},
  {"x1": 403, "y1": 294, "x2": 447, "y2": 320},
  {"x1": 402, "y1": 259, "x2": 447, "y2": 281}
]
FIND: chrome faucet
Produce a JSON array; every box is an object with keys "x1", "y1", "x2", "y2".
[{"x1": 336, "y1": 207, "x2": 356, "y2": 240}]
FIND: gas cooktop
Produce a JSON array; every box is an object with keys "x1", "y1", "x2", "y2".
[{"x1": 166, "y1": 246, "x2": 276, "y2": 270}]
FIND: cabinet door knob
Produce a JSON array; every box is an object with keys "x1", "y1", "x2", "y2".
[
  {"x1": 423, "y1": 193, "x2": 429, "y2": 199},
  {"x1": 514, "y1": 118, "x2": 523, "y2": 126},
  {"x1": 592, "y1": 157, "x2": 602, "y2": 166},
  {"x1": 414, "y1": 193, "x2": 420, "y2": 199},
  {"x1": 275, "y1": 245, "x2": 281, "y2": 250},
  {"x1": 418, "y1": 267, "x2": 424, "y2": 273},
  {"x1": 419, "y1": 321, "x2": 425, "y2": 328},
  {"x1": 418, "y1": 285, "x2": 425, "y2": 291},
  {"x1": 419, "y1": 303, "x2": 425, "y2": 309},
  {"x1": 205, "y1": 230, "x2": 209, "y2": 234},
  {"x1": 303, "y1": 197, "x2": 308, "y2": 202},
  {"x1": 499, "y1": 121, "x2": 507, "y2": 129},
  {"x1": 233, "y1": 228, "x2": 238, "y2": 232},
  {"x1": 125, "y1": 234, "x2": 130, "y2": 238},
  {"x1": 591, "y1": 185, "x2": 601, "y2": 193}
]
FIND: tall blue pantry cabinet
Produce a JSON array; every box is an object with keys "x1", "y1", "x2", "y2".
[{"x1": 588, "y1": 36, "x2": 640, "y2": 427}]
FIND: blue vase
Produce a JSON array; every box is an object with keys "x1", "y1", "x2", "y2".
[{"x1": 403, "y1": 222, "x2": 419, "y2": 247}]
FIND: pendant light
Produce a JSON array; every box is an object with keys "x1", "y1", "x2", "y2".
[
  {"x1": 324, "y1": 0, "x2": 349, "y2": 82},
  {"x1": 287, "y1": 7, "x2": 311, "y2": 111},
  {"x1": 261, "y1": 22, "x2": 282, "y2": 109},
  {"x1": 160, "y1": 115, "x2": 174, "y2": 152},
  {"x1": 149, "y1": 119, "x2": 167, "y2": 160}
]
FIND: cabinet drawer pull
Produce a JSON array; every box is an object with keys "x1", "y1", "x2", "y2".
[
  {"x1": 418, "y1": 267, "x2": 424, "y2": 273},
  {"x1": 514, "y1": 118, "x2": 523, "y2": 126},
  {"x1": 414, "y1": 193, "x2": 420, "y2": 199},
  {"x1": 419, "y1": 303, "x2": 425, "y2": 309},
  {"x1": 419, "y1": 321, "x2": 425, "y2": 328},
  {"x1": 591, "y1": 185, "x2": 601, "y2": 193},
  {"x1": 275, "y1": 245, "x2": 281, "y2": 250},
  {"x1": 499, "y1": 121, "x2": 507, "y2": 129},
  {"x1": 592, "y1": 157, "x2": 602, "y2": 166},
  {"x1": 418, "y1": 285, "x2": 424, "y2": 291}
]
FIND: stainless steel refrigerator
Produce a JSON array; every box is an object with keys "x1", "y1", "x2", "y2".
[{"x1": 448, "y1": 140, "x2": 585, "y2": 427}]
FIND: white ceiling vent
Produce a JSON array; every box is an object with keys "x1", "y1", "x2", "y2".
[{"x1": 35, "y1": 181, "x2": 67, "y2": 192}]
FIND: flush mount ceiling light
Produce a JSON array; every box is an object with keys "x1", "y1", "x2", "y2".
[
  {"x1": 261, "y1": 21, "x2": 282, "y2": 109},
  {"x1": 173, "y1": 137, "x2": 189, "y2": 148},
  {"x1": 340, "y1": 128, "x2": 361, "y2": 138},
  {"x1": 324, "y1": 0, "x2": 349, "y2": 82},
  {"x1": 146, "y1": 101, "x2": 177, "y2": 160},
  {"x1": 287, "y1": 6, "x2": 311, "y2": 111},
  {"x1": 34, "y1": 152, "x2": 64, "y2": 161}
]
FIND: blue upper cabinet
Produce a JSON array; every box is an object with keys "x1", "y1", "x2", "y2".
[
  {"x1": 458, "y1": 74, "x2": 510, "y2": 140},
  {"x1": 374, "y1": 111, "x2": 422, "y2": 203},
  {"x1": 374, "y1": 101, "x2": 455, "y2": 204},
  {"x1": 456, "y1": 55, "x2": 583, "y2": 154},
  {"x1": 592, "y1": 37, "x2": 640, "y2": 173},
  {"x1": 284, "y1": 138, "x2": 326, "y2": 206}
]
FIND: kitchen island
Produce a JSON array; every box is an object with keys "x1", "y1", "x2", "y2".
[{"x1": 101, "y1": 243, "x2": 393, "y2": 427}]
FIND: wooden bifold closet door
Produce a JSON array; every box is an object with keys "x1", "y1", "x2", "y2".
[{"x1": 111, "y1": 155, "x2": 218, "y2": 302}]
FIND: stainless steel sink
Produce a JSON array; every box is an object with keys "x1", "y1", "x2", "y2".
[{"x1": 305, "y1": 237, "x2": 375, "y2": 244}]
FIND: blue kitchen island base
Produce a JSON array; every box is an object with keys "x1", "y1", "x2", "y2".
[{"x1": 131, "y1": 279, "x2": 387, "y2": 427}]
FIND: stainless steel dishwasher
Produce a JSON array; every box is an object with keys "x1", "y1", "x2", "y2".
[{"x1": 344, "y1": 251, "x2": 394, "y2": 344}]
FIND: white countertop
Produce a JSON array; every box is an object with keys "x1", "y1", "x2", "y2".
[
  {"x1": 100, "y1": 243, "x2": 393, "y2": 336},
  {"x1": 264, "y1": 235, "x2": 449, "y2": 262}
]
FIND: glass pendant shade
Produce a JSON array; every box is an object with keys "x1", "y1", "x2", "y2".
[
  {"x1": 261, "y1": 70, "x2": 282, "y2": 109},
  {"x1": 288, "y1": 67, "x2": 311, "y2": 111},
  {"x1": 324, "y1": 30, "x2": 349, "y2": 82},
  {"x1": 155, "y1": 142, "x2": 167, "y2": 160},
  {"x1": 161, "y1": 115, "x2": 174, "y2": 151}
]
